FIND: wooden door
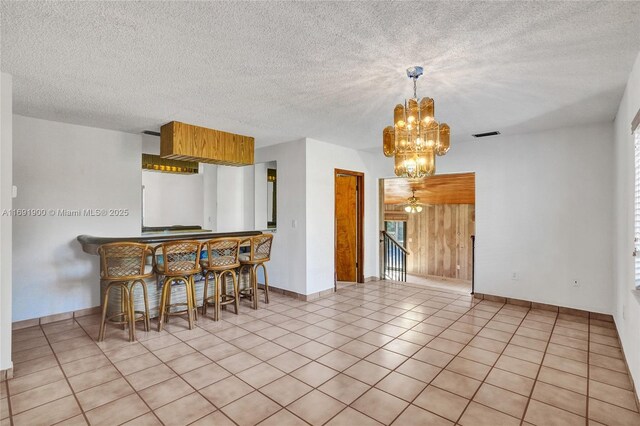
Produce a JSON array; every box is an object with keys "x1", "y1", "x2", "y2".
[{"x1": 335, "y1": 174, "x2": 358, "y2": 281}]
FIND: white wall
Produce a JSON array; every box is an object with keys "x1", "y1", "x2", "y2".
[
  {"x1": 255, "y1": 138, "x2": 388, "y2": 296},
  {"x1": 1, "y1": 74, "x2": 13, "y2": 372},
  {"x1": 254, "y1": 162, "x2": 268, "y2": 230},
  {"x1": 12, "y1": 116, "x2": 141, "y2": 321},
  {"x1": 243, "y1": 165, "x2": 255, "y2": 230},
  {"x1": 255, "y1": 139, "x2": 307, "y2": 295},
  {"x1": 613, "y1": 51, "x2": 640, "y2": 394},
  {"x1": 202, "y1": 164, "x2": 218, "y2": 231},
  {"x1": 142, "y1": 170, "x2": 204, "y2": 227},
  {"x1": 305, "y1": 139, "x2": 386, "y2": 294},
  {"x1": 216, "y1": 166, "x2": 248, "y2": 232},
  {"x1": 433, "y1": 124, "x2": 614, "y2": 313}
]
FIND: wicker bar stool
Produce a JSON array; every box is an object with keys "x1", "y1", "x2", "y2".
[
  {"x1": 239, "y1": 234, "x2": 273, "y2": 309},
  {"x1": 201, "y1": 238, "x2": 241, "y2": 321},
  {"x1": 154, "y1": 240, "x2": 201, "y2": 332},
  {"x1": 97, "y1": 242, "x2": 153, "y2": 342}
]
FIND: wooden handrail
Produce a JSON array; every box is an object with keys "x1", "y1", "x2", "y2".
[{"x1": 380, "y1": 230, "x2": 410, "y2": 255}]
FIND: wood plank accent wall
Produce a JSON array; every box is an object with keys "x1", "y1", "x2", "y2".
[
  {"x1": 385, "y1": 204, "x2": 475, "y2": 281},
  {"x1": 160, "y1": 121, "x2": 254, "y2": 166}
]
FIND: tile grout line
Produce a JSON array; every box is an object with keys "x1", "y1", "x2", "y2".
[
  {"x1": 271, "y1": 283, "x2": 478, "y2": 426},
  {"x1": 109, "y1": 298, "x2": 316, "y2": 425},
  {"x1": 517, "y1": 311, "x2": 560, "y2": 426},
  {"x1": 384, "y1": 296, "x2": 499, "y2": 425},
  {"x1": 6, "y1": 282, "x2": 630, "y2": 426},
  {"x1": 252, "y1": 286, "x2": 446, "y2": 426},
  {"x1": 73, "y1": 317, "x2": 166, "y2": 425},
  {"x1": 37, "y1": 322, "x2": 91, "y2": 425},
  {"x1": 450, "y1": 303, "x2": 533, "y2": 426},
  {"x1": 169, "y1": 286, "x2": 604, "y2": 422},
  {"x1": 100, "y1": 308, "x2": 283, "y2": 426},
  {"x1": 326, "y1": 293, "x2": 489, "y2": 425}
]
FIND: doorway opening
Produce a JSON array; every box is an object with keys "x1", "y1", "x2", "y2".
[
  {"x1": 380, "y1": 172, "x2": 475, "y2": 293},
  {"x1": 335, "y1": 169, "x2": 364, "y2": 288}
]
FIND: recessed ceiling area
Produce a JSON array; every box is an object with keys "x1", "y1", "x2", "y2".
[
  {"x1": 384, "y1": 173, "x2": 475, "y2": 205},
  {"x1": 1, "y1": 2, "x2": 640, "y2": 149}
]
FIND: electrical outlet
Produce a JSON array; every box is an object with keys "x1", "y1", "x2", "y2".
[
  {"x1": 572, "y1": 280, "x2": 580, "y2": 287},
  {"x1": 511, "y1": 272, "x2": 518, "y2": 280},
  {"x1": 456, "y1": 265, "x2": 461, "y2": 270}
]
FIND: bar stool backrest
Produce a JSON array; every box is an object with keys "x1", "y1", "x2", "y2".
[
  {"x1": 249, "y1": 233, "x2": 273, "y2": 262},
  {"x1": 98, "y1": 242, "x2": 152, "y2": 281},
  {"x1": 154, "y1": 240, "x2": 201, "y2": 276},
  {"x1": 202, "y1": 238, "x2": 241, "y2": 269}
]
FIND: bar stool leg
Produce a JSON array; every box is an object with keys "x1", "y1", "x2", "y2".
[
  {"x1": 119, "y1": 285, "x2": 127, "y2": 330},
  {"x1": 231, "y1": 271, "x2": 240, "y2": 315},
  {"x1": 191, "y1": 275, "x2": 198, "y2": 323},
  {"x1": 184, "y1": 277, "x2": 194, "y2": 330},
  {"x1": 98, "y1": 282, "x2": 114, "y2": 342},
  {"x1": 191, "y1": 275, "x2": 198, "y2": 321},
  {"x1": 214, "y1": 273, "x2": 221, "y2": 321},
  {"x1": 166, "y1": 282, "x2": 172, "y2": 324},
  {"x1": 252, "y1": 266, "x2": 258, "y2": 310},
  {"x1": 158, "y1": 278, "x2": 171, "y2": 332},
  {"x1": 257, "y1": 263, "x2": 269, "y2": 304},
  {"x1": 138, "y1": 280, "x2": 150, "y2": 332},
  {"x1": 202, "y1": 271, "x2": 210, "y2": 316},
  {"x1": 220, "y1": 274, "x2": 227, "y2": 312},
  {"x1": 124, "y1": 286, "x2": 135, "y2": 342}
]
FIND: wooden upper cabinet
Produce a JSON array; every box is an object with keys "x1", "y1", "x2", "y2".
[{"x1": 160, "y1": 121, "x2": 254, "y2": 166}]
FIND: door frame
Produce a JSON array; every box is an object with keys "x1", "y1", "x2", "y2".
[{"x1": 334, "y1": 168, "x2": 365, "y2": 286}]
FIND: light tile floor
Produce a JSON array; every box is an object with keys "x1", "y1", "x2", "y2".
[
  {"x1": 2, "y1": 281, "x2": 639, "y2": 425},
  {"x1": 405, "y1": 275, "x2": 471, "y2": 293}
]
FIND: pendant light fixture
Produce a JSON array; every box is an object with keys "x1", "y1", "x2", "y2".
[{"x1": 383, "y1": 66, "x2": 450, "y2": 178}]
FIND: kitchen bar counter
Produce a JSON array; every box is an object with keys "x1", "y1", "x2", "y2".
[{"x1": 77, "y1": 230, "x2": 262, "y2": 254}]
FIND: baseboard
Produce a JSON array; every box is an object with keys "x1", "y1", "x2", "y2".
[
  {"x1": 12, "y1": 306, "x2": 101, "y2": 331},
  {"x1": 262, "y1": 284, "x2": 334, "y2": 302},
  {"x1": 472, "y1": 292, "x2": 603, "y2": 319},
  {"x1": 0, "y1": 367, "x2": 13, "y2": 381}
]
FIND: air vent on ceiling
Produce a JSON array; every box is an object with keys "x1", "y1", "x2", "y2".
[
  {"x1": 472, "y1": 131, "x2": 501, "y2": 138},
  {"x1": 142, "y1": 130, "x2": 161, "y2": 136}
]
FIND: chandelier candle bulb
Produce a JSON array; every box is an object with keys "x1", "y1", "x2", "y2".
[{"x1": 383, "y1": 66, "x2": 451, "y2": 178}]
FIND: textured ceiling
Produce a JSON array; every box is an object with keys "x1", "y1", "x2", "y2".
[{"x1": 2, "y1": 1, "x2": 640, "y2": 149}]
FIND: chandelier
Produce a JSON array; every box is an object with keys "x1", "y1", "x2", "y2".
[
  {"x1": 404, "y1": 190, "x2": 423, "y2": 213},
  {"x1": 383, "y1": 66, "x2": 450, "y2": 178}
]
